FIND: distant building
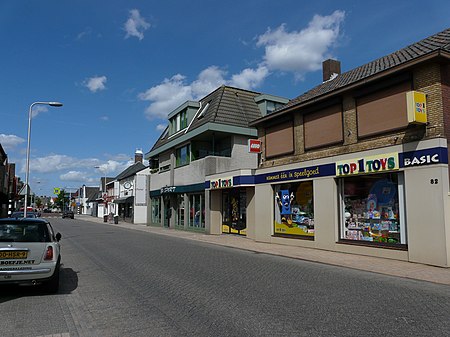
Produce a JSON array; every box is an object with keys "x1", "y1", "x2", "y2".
[
  {"x1": 78, "y1": 185, "x2": 100, "y2": 216},
  {"x1": 0, "y1": 144, "x2": 17, "y2": 218}
]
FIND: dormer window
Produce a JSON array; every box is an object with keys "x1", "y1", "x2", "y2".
[
  {"x1": 170, "y1": 109, "x2": 188, "y2": 134},
  {"x1": 167, "y1": 101, "x2": 200, "y2": 137},
  {"x1": 254, "y1": 94, "x2": 289, "y2": 117}
]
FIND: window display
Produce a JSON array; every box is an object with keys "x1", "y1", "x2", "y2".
[
  {"x1": 340, "y1": 173, "x2": 406, "y2": 245},
  {"x1": 176, "y1": 194, "x2": 185, "y2": 227},
  {"x1": 189, "y1": 194, "x2": 205, "y2": 228},
  {"x1": 151, "y1": 198, "x2": 160, "y2": 224},
  {"x1": 222, "y1": 189, "x2": 247, "y2": 235},
  {"x1": 273, "y1": 181, "x2": 314, "y2": 237}
]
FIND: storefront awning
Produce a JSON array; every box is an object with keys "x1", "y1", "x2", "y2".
[
  {"x1": 113, "y1": 196, "x2": 134, "y2": 204},
  {"x1": 150, "y1": 182, "x2": 205, "y2": 197}
]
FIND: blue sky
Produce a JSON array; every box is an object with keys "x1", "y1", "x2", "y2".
[{"x1": 1, "y1": 0, "x2": 449, "y2": 197}]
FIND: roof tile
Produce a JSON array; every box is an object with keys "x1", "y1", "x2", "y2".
[
  {"x1": 148, "y1": 86, "x2": 267, "y2": 153},
  {"x1": 275, "y1": 28, "x2": 450, "y2": 113}
]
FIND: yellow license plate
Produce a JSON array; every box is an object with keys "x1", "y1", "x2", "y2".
[{"x1": 0, "y1": 251, "x2": 28, "y2": 259}]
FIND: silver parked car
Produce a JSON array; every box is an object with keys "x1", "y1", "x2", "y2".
[{"x1": 0, "y1": 218, "x2": 62, "y2": 293}]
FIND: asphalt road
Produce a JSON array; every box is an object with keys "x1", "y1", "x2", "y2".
[{"x1": 1, "y1": 217, "x2": 450, "y2": 337}]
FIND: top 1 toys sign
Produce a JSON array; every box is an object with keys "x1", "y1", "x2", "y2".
[{"x1": 336, "y1": 153, "x2": 399, "y2": 177}]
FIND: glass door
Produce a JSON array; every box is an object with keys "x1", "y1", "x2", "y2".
[
  {"x1": 163, "y1": 197, "x2": 171, "y2": 228},
  {"x1": 222, "y1": 189, "x2": 246, "y2": 235}
]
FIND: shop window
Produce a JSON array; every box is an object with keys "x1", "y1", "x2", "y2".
[
  {"x1": 339, "y1": 173, "x2": 406, "y2": 246},
  {"x1": 151, "y1": 198, "x2": 161, "y2": 224},
  {"x1": 273, "y1": 181, "x2": 314, "y2": 238},
  {"x1": 189, "y1": 194, "x2": 205, "y2": 229},
  {"x1": 201, "y1": 196, "x2": 205, "y2": 228},
  {"x1": 222, "y1": 189, "x2": 247, "y2": 235},
  {"x1": 176, "y1": 194, "x2": 185, "y2": 227}
]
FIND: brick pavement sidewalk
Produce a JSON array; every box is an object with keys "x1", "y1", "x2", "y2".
[{"x1": 77, "y1": 214, "x2": 450, "y2": 286}]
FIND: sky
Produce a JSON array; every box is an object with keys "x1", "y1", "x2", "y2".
[{"x1": 0, "y1": 0, "x2": 449, "y2": 197}]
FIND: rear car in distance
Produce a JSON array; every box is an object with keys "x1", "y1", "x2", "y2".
[
  {"x1": 0, "y1": 218, "x2": 62, "y2": 293},
  {"x1": 62, "y1": 210, "x2": 74, "y2": 219}
]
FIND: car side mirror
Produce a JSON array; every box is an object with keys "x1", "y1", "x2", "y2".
[{"x1": 55, "y1": 232, "x2": 62, "y2": 242}]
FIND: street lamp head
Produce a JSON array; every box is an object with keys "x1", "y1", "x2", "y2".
[{"x1": 48, "y1": 102, "x2": 63, "y2": 107}]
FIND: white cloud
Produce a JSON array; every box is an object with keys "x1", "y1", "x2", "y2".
[
  {"x1": 85, "y1": 76, "x2": 107, "y2": 93},
  {"x1": 230, "y1": 65, "x2": 269, "y2": 89},
  {"x1": 256, "y1": 10, "x2": 345, "y2": 79},
  {"x1": 0, "y1": 134, "x2": 25, "y2": 151},
  {"x1": 124, "y1": 9, "x2": 150, "y2": 41},
  {"x1": 60, "y1": 171, "x2": 88, "y2": 182},
  {"x1": 138, "y1": 11, "x2": 346, "y2": 120},
  {"x1": 94, "y1": 160, "x2": 132, "y2": 175},
  {"x1": 15, "y1": 153, "x2": 138, "y2": 195},
  {"x1": 21, "y1": 154, "x2": 127, "y2": 176},
  {"x1": 156, "y1": 124, "x2": 167, "y2": 131},
  {"x1": 190, "y1": 66, "x2": 228, "y2": 97},
  {"x1": 138, "y1": 74, "x2": 193, "y2": 120},
  {"x1": 138, "y1": 65, "x2": 266, "y2": 120},
  {"x1": 26, "y1": 155, "x2": 99, "y2": 174},
  {"x1": 100, "y1": 116, "x2": 109, "y2": 121},
  {"x1": 31, "y1": 105, "x2": 49, "y2": 118},
  {"x1": 60, "y1": 171, "x2": 97, "y2": 184},
  {"x1": 76, "y1": 27, "x2": 92, "y2": 40}
]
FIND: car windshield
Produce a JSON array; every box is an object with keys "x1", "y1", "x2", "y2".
[{"x1": 0, "y1": 222, "x2": 50, "y2": 242}]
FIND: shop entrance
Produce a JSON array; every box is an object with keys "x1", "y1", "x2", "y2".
[
  {"x1": 163, "y1": 197, "x2": 171, "y2": 228},
  {"x1": 222, "y1": 189, "x2": 246, "y2": 235}
]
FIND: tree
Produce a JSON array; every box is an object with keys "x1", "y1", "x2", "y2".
[
  {"x1": 35, "y1": 196, "x2": 42, "y2": 209},
  {"x1": 55, "y1": 189, "x2": 67, "y2": 211}
]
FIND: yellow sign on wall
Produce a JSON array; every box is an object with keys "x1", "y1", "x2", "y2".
[{"x1": 407, "y1": 91, "x2": 427, "y2": 124}]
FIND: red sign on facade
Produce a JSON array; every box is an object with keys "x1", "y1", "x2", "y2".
[{"x1": 248, "y1": 139, "x2": 262, "y2": 153}]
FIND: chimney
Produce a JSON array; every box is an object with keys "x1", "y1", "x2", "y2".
[
  {"x1": 322, "y1": 59, "x2": 341, "y2": 82},
  {"x1": 135, "y1": 149, "x2": 143, "y2": 164}
]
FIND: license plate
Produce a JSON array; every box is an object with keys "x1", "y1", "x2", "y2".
[{"x1": 0, "y1": 251, "x2": 28, "y2": 259}]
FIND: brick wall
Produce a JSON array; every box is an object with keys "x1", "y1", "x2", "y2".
[
  {"x1": 414, "y1": 63, "x2": 444, "y2": 137},
  {"x1": 441, "y1": 64, "x2": 450, "y2": 143},
  {"x1": 259, "y1": 62, "x2": 446, "y2": 169}
]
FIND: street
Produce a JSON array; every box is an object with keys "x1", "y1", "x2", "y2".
[{"x1": 1, "y1": 217, "x2": 450, "y2": 337}]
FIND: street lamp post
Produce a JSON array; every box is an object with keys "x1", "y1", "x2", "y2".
[
  {"x1": 24, "y1": 101, "x2": 63, "y2": 217},
  {"x1": 95, "y1": 166, "x2": 107, "y2": 217}
]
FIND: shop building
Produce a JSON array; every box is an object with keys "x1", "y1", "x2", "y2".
[
  {"x1": 206, "y1": 28, "x2": 450, "y2": 267},
  {"x1": 146, "y1": 85, "x2": 288, "y2": 233},
  {"x1": 113, "y1": 151, "x2": 148, "y2": 223},
  {"x1": 94, "y1": 176, "x2": 114, "y2": 218}
]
